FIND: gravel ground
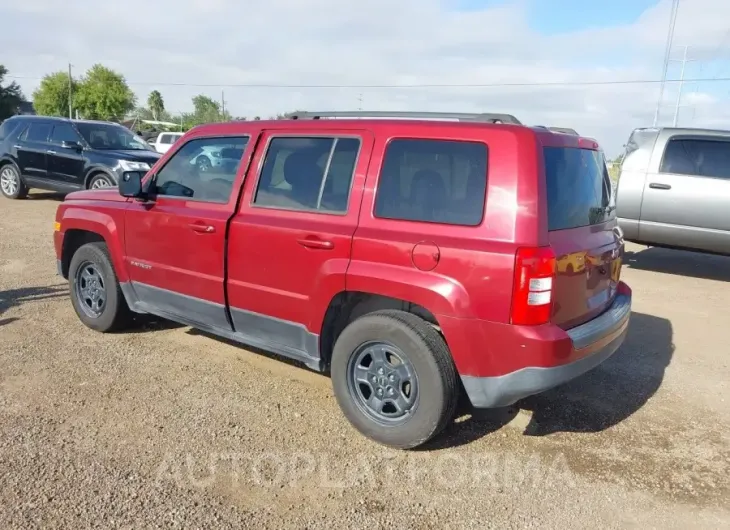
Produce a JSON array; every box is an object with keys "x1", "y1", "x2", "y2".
[{"x1": 1, "y1": 191, "x2": 729, "y2": 529}]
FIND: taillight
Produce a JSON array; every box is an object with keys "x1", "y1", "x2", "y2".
[{"x1": 510, "y1": 247, "x2": 556, "y2": 326}]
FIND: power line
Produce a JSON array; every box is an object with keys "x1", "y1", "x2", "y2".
[{"x1": 7, "y1": 75, "x2": 730, "y2": 88}]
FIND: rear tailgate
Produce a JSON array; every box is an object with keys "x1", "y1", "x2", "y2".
[{"x1": 543, "y1": 144, "x2": 623, "y2": 329}]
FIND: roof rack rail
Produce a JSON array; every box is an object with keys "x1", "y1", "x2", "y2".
[
  {"x1": 289, "y1": 111, "x2": 522, "y2": 125},
  {"x1": 547, "y1": 126, "x2": 579, "y2": 135}
]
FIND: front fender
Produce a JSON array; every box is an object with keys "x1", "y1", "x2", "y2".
[
  {"x1": 345, "y1": 261, "x2": 472, "y2": 318},
  {"x1": 57, "y1": 206, "x2": 129, "y2": 282}
]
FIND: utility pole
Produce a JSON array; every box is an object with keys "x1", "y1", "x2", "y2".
[
  {"x1": 68, "y1": 63, "x2": 73, "y2": 119},
  {"x1": 654, "y1": 0, "x2": 680, "y2": 126},
  {"x1": 221, "y1": 90, "x2": 226, "y2": 120},
  {"x1": 672, "y1": 45, "x2": 697, "y2": 127},
  {"x1": 357, "y1": 93, "x2": 363, "y2": 111}
]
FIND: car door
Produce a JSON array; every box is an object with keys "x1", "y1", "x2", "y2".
[
  {"x1": 47, "y1": 122, "x2": 86, "y2": 187},
  {"x1": 226, "y1": 129, "x2": 373, "y2": 358},
  {"x1": 15, "y1": 121, "x2": 52, "y2": 180},
  {"x1": 123, "y1": 133, "x2": 255, "y2": 330},
  {"x1": 640, "y1": 134, "x2": 730, "y2": 253}
]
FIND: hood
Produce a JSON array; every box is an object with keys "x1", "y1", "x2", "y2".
[
  {"x1": 65, "y1": 188, "x2": 128, "y2": 202},
  {"x1": 95, "y1": 149, "x2": 162, "y2": 165}
]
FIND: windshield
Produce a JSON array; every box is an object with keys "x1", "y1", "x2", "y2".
[{"x1": 75, "y1": 122, "x2": 153, "y2": 151}]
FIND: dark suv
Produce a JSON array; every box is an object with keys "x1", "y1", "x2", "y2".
[
  {"x1": 0, "y1": 115, "x2": 161, "y2": 199},
  {"x1": 54, "y1": 111, "x2": 631, "y2": 449}
]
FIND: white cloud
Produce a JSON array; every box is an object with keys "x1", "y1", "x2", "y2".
[{"x1": 2, "y1": 0, "x2": 730, "y2": 156}]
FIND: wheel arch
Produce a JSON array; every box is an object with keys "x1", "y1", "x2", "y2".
[
  {"x1": 318, "y1": 290, "x2": 443, "y2": 369},
  {"x1": 58, "y1": 212, "x2": 129, "y2": 283},
  {"x1": 84, "y1": 167, "x2": 116, "y2": 189}
]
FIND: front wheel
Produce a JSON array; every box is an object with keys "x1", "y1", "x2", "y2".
[
  {"x1": 331, "y1": 310, "x2": 459, "y2": 449},
  {"x1": 0, "y1": 164, "x2": 28, "y2": 199},
  {"x1": 68, "y1": 242, "x2": 132, "y2": 332},
  {"x1": 89, "y1": 173, "x2": 115, "y2": 189}
]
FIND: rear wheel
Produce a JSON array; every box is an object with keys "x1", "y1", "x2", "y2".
[
  {"x1": 68, "y1": 242, "x2": 132, "y2": 332},
  {"x1": 0, "y1": 164, "x2": 28, "y2": 199},
  {"x1": 331, "y1": 310, "x2": 459, "y2": 449}
]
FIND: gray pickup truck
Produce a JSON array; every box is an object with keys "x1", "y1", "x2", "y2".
[{"x1": 615, "y1": 127, "x2": 730, "y2": 255}]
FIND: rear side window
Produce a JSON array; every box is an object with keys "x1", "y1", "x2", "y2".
[
  {"x1": 544, "y1": 147, "x2": 613, "y2": 231},
  {"x1": 374, "y1": 139, "x2": 488, "y2": 226},
  {"x1": 660, "y1": 138, "x2": 730, "y2": 179},
  {"x1": 25, "y1": 122, "x2": 52, "y2": 143},
  {"x1": 253, "y1": 136, "x2": 361, "y2": 214},
  {"x1": 0, "y1": 119, "x2": 20, "y2": 141}
]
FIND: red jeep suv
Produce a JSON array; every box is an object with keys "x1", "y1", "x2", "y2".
[{"x1": 54, "y1": 111, "x2": 631, "y2": 449}]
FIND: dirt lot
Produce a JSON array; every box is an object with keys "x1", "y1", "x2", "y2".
[{"x1": 1, "y1": 192, "x2": 729, "y2": 529}]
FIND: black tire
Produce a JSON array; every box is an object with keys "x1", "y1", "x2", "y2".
[
  {"x1": 88, "y1": 173, "x2": 115, "y2": 189},
  {"x1": 0, "y1": 163, "x2": 28, "y2": 199},
  {"x1": 68, "y1": 242, "x2": 132, "y2": 332},
  {"x1": 331, "y1": 310, "x2": 459, "y2": 449}
]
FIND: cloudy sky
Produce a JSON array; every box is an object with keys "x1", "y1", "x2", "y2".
[{"x1": 2, "y1": 0, "x2": 730, "y2": 156}]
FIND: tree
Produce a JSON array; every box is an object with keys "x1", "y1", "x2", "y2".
[
  {"x1": 180, "y1": 94, "x2": 231, "y2": 128},
  {"x1": 33, "y1": 71, "x2": 77, "y2": 117},
  {"x1": 147, "y1": 90, "x2": 164, "y2": 120},
  {"x1": 75, "y1": 64, "x2": 136, "y2": 121},
  {"x1": 0, "y1": 65, "x2": 25, "y2": 120}
]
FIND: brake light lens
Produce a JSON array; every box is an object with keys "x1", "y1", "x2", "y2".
[{"x1": 510, "y1": 247, "x2": 556, "y2": 326}]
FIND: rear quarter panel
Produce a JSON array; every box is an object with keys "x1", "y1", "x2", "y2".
[{"x1": 349, "y1": 123, "x2": 542, "y2": 323}]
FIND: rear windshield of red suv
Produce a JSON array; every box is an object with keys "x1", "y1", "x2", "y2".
[{"x1": 544, "y1": 147, "x2": 613, "y2": 231}]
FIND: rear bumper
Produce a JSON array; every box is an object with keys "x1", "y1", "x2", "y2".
[{"x1": 460, "y1": 289, "x2": 631, "y2": 408}]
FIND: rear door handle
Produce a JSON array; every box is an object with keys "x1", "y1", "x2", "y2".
[
  {"x1": 13, "y1": 144, "x2": 22, "y2": 149},
  {"x1": 297, "y1": 237, "x2": 334, "y2": 250},
  {"x1": 47, "y1": 150, "x2": 57, "y2": 155},
  {"x1": 649, "y1": 183, "x2": 671, "y2": 190},
  {"x1": 189, "y1": 222, "x2": 215, "y2": 233}
]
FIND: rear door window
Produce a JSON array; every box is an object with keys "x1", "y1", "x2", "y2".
[
  {"x1": 25, "y1": 122, "x2": 52, "y2": 143},
  {"x1": 374, "y1": 138, "x2": 488, "y2": 226},
  {"x1": 660, "y1": 138, "x2": 730, "y2": 179},
  {"x1": 544, "y1": 147, "x2": 613, "y2": 231},
  {"x1": 253, "y1": 136, "x2": 360, "y2": 214}
]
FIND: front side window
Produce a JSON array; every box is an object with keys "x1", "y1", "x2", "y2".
[
  {"x1": 153, "y1": 136, "x2": 249, "y2": 203},
  {"x1": 374, "y1": 138, "x2": 488, "y2": 226},
  {"x1": 660, "y1": 138, "x2": 730, "y2": 179},
  {"x1": 75, "y1": 122, "x2": 152, "y2": 151},
  {"x1": 544, "y1": 147, "x2": 613, "y2": 231},
  {"x1": 253, "y1": 136, "x2": 360, "y2": 213},
  {"x1": 49, "y1": 124, "x2": 81, "y2": 145}
]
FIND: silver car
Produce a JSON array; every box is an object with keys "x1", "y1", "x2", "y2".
[{"x1": 615, "y1": 127, "x2": 730, "y2": 255}]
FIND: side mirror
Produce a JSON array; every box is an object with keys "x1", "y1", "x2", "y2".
[
  {"x1": 119, "y1": 172, "x2": 146, "y2": 198},
  {"x1": 61, "y1": 140, "x2": 82, "y2": 151}
]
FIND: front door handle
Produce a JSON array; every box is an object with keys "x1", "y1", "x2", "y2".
[
  {"x1": 649, "y1": 182, "x2": 671, "y2": 190},
  {"x1": 297, "y1": 237, "x2": 334, "y2": 250},
  {"x1": 13, "y1": 144, "x2": 22, "y2": 149},
  {"x1": 189, "y1": 222, "x2": 215, "y2": 233},
  {"x1": 47, "y1": 150, "x2": 57, "y2": 155}
]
